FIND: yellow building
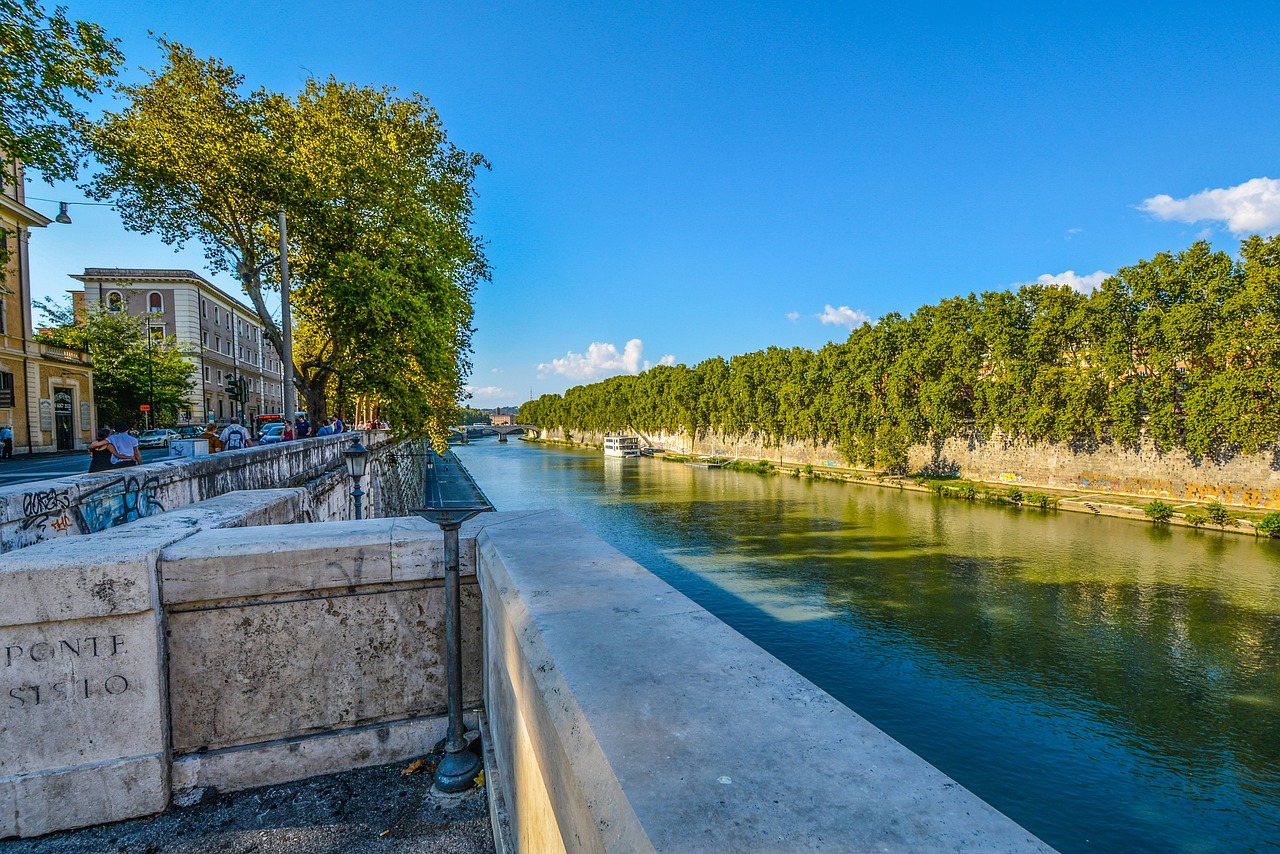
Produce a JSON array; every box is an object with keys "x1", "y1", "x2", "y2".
[{"x1": 1, "y1": 161, "x2": 94, "y2": 453}]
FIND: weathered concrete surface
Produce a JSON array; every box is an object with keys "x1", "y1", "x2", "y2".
[
  {"x1": 158, "y1": 515, "x2": 511, "y2": 788},
  {"x1": 3, "y1": 762, "x2": 495, "y2": 854},
  {"x1": 0, "y1": 489, "x2": 311, "y2": 839},
  {"x1": 477, "y1": 510, "x2": 1055, "y2": 852},
  {"x1": 544, "y1": 425, "x2": 1280, "y2": 508},
  {"x1": 0, "y1": 431, "x2": 400, "y2": 553}
]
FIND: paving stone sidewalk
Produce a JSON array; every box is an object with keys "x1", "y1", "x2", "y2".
[{"x1": 2, "y1": 761, "x2": 495, "y2": 854}]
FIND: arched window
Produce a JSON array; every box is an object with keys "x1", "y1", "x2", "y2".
[
  {"x1": 148, "y1": 292, "x2": 163, "y2": 313},
  {"x1": 106, "y1": 292, "x2": 122, "y2": 312}
]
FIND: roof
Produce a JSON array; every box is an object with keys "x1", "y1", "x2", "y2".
[{"x1": 71, "y1": 268, "x2": 261, "y2": 319}]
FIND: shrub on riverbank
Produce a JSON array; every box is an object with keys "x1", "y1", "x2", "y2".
[
  {"x1": 1144, "y1": 499, "x2": 1175, "y2": 523},
  {"x1": 1256, "y1": 512, "x2": 1280, "y2": 538}
]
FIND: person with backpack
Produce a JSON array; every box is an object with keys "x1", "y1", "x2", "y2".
[{"x1": 219, "y1": 416, "x2": 253, "y2": 451}]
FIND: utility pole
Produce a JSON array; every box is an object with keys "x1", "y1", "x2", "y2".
[{"x1": 280, "y1": 210, "x2": 297, "y2": 421}]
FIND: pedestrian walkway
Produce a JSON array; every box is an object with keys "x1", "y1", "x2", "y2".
[{"x1": 3, "y1": 761, "x2": 495, "y2": 854}]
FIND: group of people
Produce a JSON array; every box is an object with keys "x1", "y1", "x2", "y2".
[
  {"x1": 86, "y1": 422, "x2": 144, "y2": 472},
  {"x1": 84, "y1": 413, "x2": 386, "y2": 473}
]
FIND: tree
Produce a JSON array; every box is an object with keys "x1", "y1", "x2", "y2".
[
  {"x1": 83, "y1": 42, "x2": 487, "y2": 443},
  {"x1": 36, "y1": 298, "x2": 195, "y2": 428},
  {"x1": 0, "y1": 0, "x2": 121, "y2": 183}
]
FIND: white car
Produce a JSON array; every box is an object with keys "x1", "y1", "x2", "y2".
[{"x1": 137, "y1": 428, "x2": 178, "y2": 449}]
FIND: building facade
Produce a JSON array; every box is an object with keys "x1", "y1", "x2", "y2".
[
  {"x1": 72, "y1": 269, "x2": 284, "y2": 426},
  {"x1": 1, "y1": 161, "x2": 95, "y2": 453}
]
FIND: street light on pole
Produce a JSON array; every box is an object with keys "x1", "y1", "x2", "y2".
[{"x1": 279, "y1": 210, "x2": 296, "y2": 423}]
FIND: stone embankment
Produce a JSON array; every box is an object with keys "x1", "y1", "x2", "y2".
[{"x1": 533, "y1": 427, "x2": 1280, "y2": 536}]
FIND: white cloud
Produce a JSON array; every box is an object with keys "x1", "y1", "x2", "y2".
[
  {"x1": 1024, "y1": 270, "x2": 1111, "y2": 294},
  {"x1": 817, "y1": 305, "x2": 872, "y2": 328},
  {"x1": 1140, "y1": 177, "x2": 1280, "y2": 236},
  {"x1": 537, "y1": 339, "x2": 673, "y2": 380},
  {"x1": 1065, "y1": 228, "x2": 1083, "y2": 240},
  {"x1": 462, "y1": 385, "x2": 513, "y2": 407},
  {"x1": 786, "y1": 311, "x2": 800, "y2": 322}
]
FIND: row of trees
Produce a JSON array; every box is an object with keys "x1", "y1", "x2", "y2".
[
  {"x1": 4, "y1": 4, "x2": 486, "y2": 441},
  {"x1": 521, "y1": 237, "x2": 1280, "y2": 470}
]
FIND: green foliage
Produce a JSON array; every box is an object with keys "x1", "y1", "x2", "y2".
[
  {"x1": 1184, "y1": 509, "x2": 1208, "y2": 528},
  {"x1": 955, "y1": 483, "x2": 978, "y2": 500},
  {"x1": 1023, "y1": 492, "x2": 1059, "y2": 510},
  {"x1": 1255, "y1": 512, "x2": 1280, "y2": 538},
  {"x1": 1005, "y1": 486, "x2": 1024, "y2": 504},
  {"x1": 1143, "y1": 499, "x2": 1175, "y2": 523},
  {"x1": 1205, "y1": 501, "x2": 1236, "y2": 528},
  {"x1": 35, "y1": 300, "x2": 195, "y2": 428},
  {"x1": 802, "y1": 463, "x2": 814, "y2": 476},
  {"x1": 83, "y1": 41, "x2": 486, "y2": 445},
  {"x1": 726, "y1": 460, "x2": 774, "y2": 475},
  {"x1": 0, "y1": 0, "x2": 122, "y2": 183},
  {"x1": 520, "y1": 237, "x2": 1280, "y2": 466}
]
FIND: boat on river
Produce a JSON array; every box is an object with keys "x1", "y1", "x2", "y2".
[
  {"x1": 603, "y1": 435, "x2": 641, "y2": 458},
  {"x1": 685, "y1": 456, "x2": 731, "y2": 469}
]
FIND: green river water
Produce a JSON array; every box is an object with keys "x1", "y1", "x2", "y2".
[{"x1": 454, "y1": 440, "x2": 1280, "y2": 853}]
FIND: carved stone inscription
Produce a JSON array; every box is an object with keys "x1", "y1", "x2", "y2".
[
  {"x1": 0, "y1": 614, "x2": 160, "y2": 780},
  {"x1": 4, "y1": 633, "x2": 131, "y2": 709}
]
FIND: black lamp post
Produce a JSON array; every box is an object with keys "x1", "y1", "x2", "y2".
[
  {"x1": 414, "y1": 447, "x2": 494, "y2": 792},
  {"x1": 344, "y1": 435, "x2": 370, "y2": 520}
]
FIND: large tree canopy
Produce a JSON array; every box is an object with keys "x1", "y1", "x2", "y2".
[
  {"x1": 83, "y1": 41, "x2": 487, "y2": 441},
  {"x1": 521, "y1": 237, "x2": 1280, "y2": 470},
  {"x1": 0, "y1": 0, "x2": 120, "y2": 183}
]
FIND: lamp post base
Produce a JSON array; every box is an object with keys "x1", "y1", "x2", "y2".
[{"x1": 433, "y1": 744, "x2": 483, "y2": 793}]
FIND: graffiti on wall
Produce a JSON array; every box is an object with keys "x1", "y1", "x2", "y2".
[
  {"x1": 2, "y1": 476, "x2": 166, "y2": 552},
  {"x1": 1076, "y1": 472, "x2": 1280, "y2": 509}
]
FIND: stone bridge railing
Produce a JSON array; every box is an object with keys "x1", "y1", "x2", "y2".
[{"x1": 0, "y1": 431, "x2": 422, "y2": 553}]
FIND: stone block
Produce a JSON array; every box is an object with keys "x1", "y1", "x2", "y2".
[
  {"x1": 171, "y1": 713, "x2": 448, "y2": 795},
  {"x1": 0, "y1": 754, "x2": 167, "y2": 838},
  {"x1": 168, "y1": 583, "x2": 483, "y2": 754},
  {"x1": 160, "y1": 519, "x2": 397, "y2": 604}
]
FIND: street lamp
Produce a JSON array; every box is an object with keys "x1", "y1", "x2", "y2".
[
  {"x1": 414, "y1": 448, "x2": 494, "y2": 793},
  {"x1": 344, "y1": 435, "x2": 370, "y2": 520}
]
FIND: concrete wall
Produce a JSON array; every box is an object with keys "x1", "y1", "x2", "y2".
[
  {"x1": 0, "y1": 430, "x2": 413, "y2": 553},
  {"x1": 542, "y1": 426, "x2": 1280, "y2": 509},
  {"x1": 0, "y1": 496, "x2": 492, "y2": 838},
  {"x1": 477, "y1": 510, "x2": 1053, "y2": 852}
]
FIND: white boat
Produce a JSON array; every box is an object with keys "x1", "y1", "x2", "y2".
[{"x1": 603, "y1": 435, "x2": 641, "y2": 458}]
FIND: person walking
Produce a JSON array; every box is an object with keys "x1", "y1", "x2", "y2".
[
  {"x1": 219, "y1": 416, "x2": 253, "y2": 451},
  {"x1": 199, "y1": 422, "x2": 224, "y2": 453},
  {"x1": 0, "y1": 424, "x2": 12, "y2": 459},
  {"x1": 107, "y1": 422, "x2": 142, "y2": 467},
  {"x1": 282, "y1": 421, "x2": 295, "y2": 442},
  {"x1": 87, "y1": 427, "x2": 115, "y2": 473},
  {"x1": 296, "y1": 415, "x2": 311, "y2": 439}
]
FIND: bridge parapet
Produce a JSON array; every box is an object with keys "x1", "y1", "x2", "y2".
[{"x1": 0, "y1": 431, "x2": 405, "y2": 553}]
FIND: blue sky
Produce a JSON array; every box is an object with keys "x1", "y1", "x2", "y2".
[{"x1": 25, "y1": 1, "x2": 1280, "y2": 408}]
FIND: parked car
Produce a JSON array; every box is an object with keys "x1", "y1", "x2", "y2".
[
  {"x1": 137, "y1": 428, "x2": 179, "y2": 449},
  {"x1": 175, "y1": 425, "x2": 203, "y2": 439},
  {"x1": 259, "y1": 424, "x2": 288, "y2": 445}
]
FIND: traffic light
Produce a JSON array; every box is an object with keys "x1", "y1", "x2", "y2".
[{"x1": 226, "y1": 375, "x2": 241, "y2": 401}]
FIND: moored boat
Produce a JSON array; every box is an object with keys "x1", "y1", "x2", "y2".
[{"x1": 604, "y1": 435, "x2": 641, "y2": 458}]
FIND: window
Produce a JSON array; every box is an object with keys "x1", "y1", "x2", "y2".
[
  {"x1": 218, "y1": 400, "x2": 224, "y2": 419},
  {"x1": 201, "y1": 299, "x2": 207, "y2": 318},
  {"x1": 149, "y1": 325, "x2": 164, "y2": 342},
  {"x1": 0, "y1": 372, "x2": 13, "y2": 408},
  {"x1": 107, "y1": 292, "x2": 122, "y2": 312},
  {"x1": 201, "y1": 331, "x2": 208, "y2": 347},
  {"x1": 213, "y1": 306, "x2": 220, "y2": 323},
  {"x1": 217, "y1": 370, "x2": 223, "y2": 385},
  {"x1": 148, "y1": 292, "x2": 163, "y2": 313},
  {"x1": 215, "y1": 335, "x2": 221, "y2": 351},
  {"x1": 203, "y1": 367, "x2": 209, "y2": 382}
]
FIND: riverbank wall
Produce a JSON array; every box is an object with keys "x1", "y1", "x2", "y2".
[{"x1": 538, "y1": 427, "x2": 1280, "y2": 510}]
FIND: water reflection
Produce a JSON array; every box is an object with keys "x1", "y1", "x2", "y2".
[{"x1": 456, "y1": 441, "x2": 1280, "y2": 853}]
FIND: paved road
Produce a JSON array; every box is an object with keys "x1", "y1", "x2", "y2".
[{"x1": 0, "y1": 447, "x2": 171, "y2": 489}]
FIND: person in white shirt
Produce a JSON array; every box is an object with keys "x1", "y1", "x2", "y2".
[
  {"x1": 107, "y1": 422, "x2": 142, "y2": 467},
  {"x1": 219, "y1": 416, "x2": 253, "y2": 451}
]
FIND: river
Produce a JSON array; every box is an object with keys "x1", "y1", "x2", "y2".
[{"x1": 454, "y1": 439, "x2": 1280, "y2": 853}]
